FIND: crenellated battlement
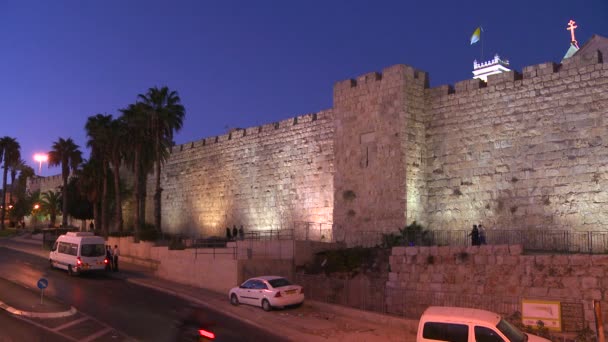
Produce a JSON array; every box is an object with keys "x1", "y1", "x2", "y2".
[
  {"x1": 170, "y1": 109, "x2": 332, "y2": 154},
  {"x1": 427, "y1": 49, "x2": 604, "y2": 98},
  {"x1": 334, "y1": 64, "x2": 429, "y2": 99}
]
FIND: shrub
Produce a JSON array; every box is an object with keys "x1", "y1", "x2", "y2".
[{"x1": 381, "y1": 221, "x2": 433, "y2": 248}]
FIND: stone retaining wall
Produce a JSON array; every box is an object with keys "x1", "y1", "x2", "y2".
[{"x1": 388, "y1": 244, "x2": 608, "y2": 332}]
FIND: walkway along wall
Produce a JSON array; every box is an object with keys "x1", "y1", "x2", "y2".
[{"x1": 388, "y1": 244, "x2": 608, "y2": 332}]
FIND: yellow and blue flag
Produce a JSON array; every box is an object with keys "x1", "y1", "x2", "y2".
[{"x1": 470, "y1": 27, "x2": 481, "y2": 45}]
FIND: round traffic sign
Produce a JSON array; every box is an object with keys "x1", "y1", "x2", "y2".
[{"x1": 37, "y1": 278, "x2": 48, "y2": 290}]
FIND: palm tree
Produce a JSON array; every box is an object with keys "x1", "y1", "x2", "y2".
[
  {"x1": 48, "y1": 138, "x2": 82, "y2": 227},
  {"x1": 76, "y1": 159, "x2": 103, "y2": 235},
  {"x1": 121, "y1": 103, "x2": 154, "y2": 241},
  {"x1": 137, "y1": 86, "x2": 185, "y2": 232},
  {"x1": 8, "y1": 159, "x2": 27, "y2": 205},
  {"x1": 40, "y1": 190, "x2": 61, "y2": 227},
  {"x1": 85, "y1": 114, "x2": 113, "y2": 235},
  {"x1": 107, "y1": 118, "x2": 127, "y2": 232},
  {"x1": 0, "y1": 137, "x2": 21, "y2": 230},
  {"x1": 10, "y1": 165, "x2": 35, "y2": 225}
]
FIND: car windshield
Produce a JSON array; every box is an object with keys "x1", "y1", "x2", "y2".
[
  {"x1": 496, "y1": 319, "x2": 526, "y2": 342},
  {"x1": 268, "y1": 278, "x2": 292, "y2": 288},
  {"x1": 81, "y1": 244, "x2": 106, "y2": 257}
]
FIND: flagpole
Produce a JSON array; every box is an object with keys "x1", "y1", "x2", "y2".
[{"x1": 481, "y1": 27, "x2": 484, "y2": 61}]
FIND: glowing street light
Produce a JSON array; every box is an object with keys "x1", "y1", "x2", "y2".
[{"x1": 33, "y1": 153, "x2": 48, "y2": 175}]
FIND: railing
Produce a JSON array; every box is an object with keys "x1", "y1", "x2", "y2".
[
  {"x1": 345, "y1": 229, "x2": 608, "y2": 254},
  {"x1": 244, "y1": 228, "x2": 294, "y2": 240},
  {"x1": 193, "y1": 244, "x2": 237, "y2": 259}
]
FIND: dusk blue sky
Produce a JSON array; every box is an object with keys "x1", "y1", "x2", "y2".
[{"x1": 1, "y1": 1, "x2": 606, "y2": 177}]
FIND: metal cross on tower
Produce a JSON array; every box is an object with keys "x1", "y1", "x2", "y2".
[{"x1": 567, "y1": 19, "x2": 579, "y2": 49}]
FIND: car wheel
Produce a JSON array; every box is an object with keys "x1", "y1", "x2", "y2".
[
  {"x1": 262, "y1": 299, "x2": 272, "y2": 312},
  {"x1": 230, "y1": 294, "x2": 239, "y2": 306},
  {"x1": 68, "y1": 265, "x2": 75, "y2": 276}
]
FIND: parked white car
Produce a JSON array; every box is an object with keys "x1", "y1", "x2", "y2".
[
  {"x1": 417, "y1": 306, "x2": 551, "y2": 342},
  {"x1": 228, "y1": 276, "x2": 304, "y2": 311}
]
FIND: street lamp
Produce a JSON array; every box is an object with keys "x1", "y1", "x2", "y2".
[{"x1": 33, "y1": 154, "x2": 48, "y2": 175}]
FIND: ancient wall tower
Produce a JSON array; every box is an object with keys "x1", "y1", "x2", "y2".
[{"x1": 332, "y1": 65, "x2": 428, "y2": 242}]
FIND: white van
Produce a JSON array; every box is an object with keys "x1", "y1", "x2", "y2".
[
  {"x1": 49, "y1": 232, "x2": 108, "y2": 276},
  {"x1": 417, "y1": 306, "x2": 551, "y2": 342}
]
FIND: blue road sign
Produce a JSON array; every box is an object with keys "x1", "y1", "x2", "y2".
[{"x1": 37, "y1": 278, "x2": 48, "y2": 290}]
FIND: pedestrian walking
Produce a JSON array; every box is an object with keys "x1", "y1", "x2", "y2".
[
  {"x1": 113, "y1": 245, "x2": 120, "y2": 272},
  {"x1": 469, "y1": 225, "x2": 480, "y2": 246},
  {"x1": 239, "y1": 225, "x2": 244, "y2": 240},
  {"x1": 105, "y1": 245, "x2": 113, "y2": 271},
  {"x1": 232, "y1": 225, "x2": 238, "y2": 241},
  {"x1": 226, "y1": 227, "x2": 232, "y2": 240},
  {"x1": 478, "y1": 224, "x2": 486, "y2": 245}
]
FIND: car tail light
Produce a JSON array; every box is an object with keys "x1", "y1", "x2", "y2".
[
  {"x1": 77, "y1": 257, "x2": 82, "y2": 266},
  {"x1": 300, "y1": 287, "x2": 304, "y2": 294},
  {"x1": 274, "y1": 292, "x2": 282, "y2": 298},
  {"x1": 199, "y1": 329, "x2": 215, "y2": 339},
  {"x1": 104, "y1": 258, "x2": 108, "y2": 264}
]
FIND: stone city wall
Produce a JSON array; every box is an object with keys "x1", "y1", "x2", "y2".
[
  {"x1": 146, "y1": 110, "x2": 335, "y2": 237},
  {"x1": 423, "y1": 51, "x2": 608, "y2": 231},
  {"x1": 34, "y1": 48, "x2": 608, "y2": 242},
  {"x1": 387, "y1": 244, "x2": 607, "y2": 332},
  {"x1": 27, "y1": 174, "x2": 63, "y2": 194}
]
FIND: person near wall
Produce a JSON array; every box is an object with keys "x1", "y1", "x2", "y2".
[
  {"x1": 113, "y1": 245, "x2": 120, "y2": 272},
  {"x1": 226, "y1": 227, "x2": 232, "y2": 240},
  {"x1": 239, "y1": 225, "x2": 244, "y2": 240},
  {"x1": 469, "y1": 225, "x2": 480, "y2": 246},
  {"x1": 89, "y1": 222, "x2": 95, "y2": 231},
  {"x1": 478, "y1": 224, "x2": 486, "y2": 245},
  {"x1": 105, "y1": 245, "x2": 113, "y2": 271},
  {"x1": 232, "y1": 225, "x2": 238, "y2": 241}
]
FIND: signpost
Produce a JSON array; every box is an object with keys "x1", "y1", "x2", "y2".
[{"x1": 37, "y1": 278, "x2": 48, "y2": 304}]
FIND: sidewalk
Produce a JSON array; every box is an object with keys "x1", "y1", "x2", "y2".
[{"x1": 0, "y1": 236, "x2": 418, "y2": 341}]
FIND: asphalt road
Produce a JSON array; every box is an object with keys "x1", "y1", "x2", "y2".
[
  {"x1": 0, "y1": 308, "x2": 69, "y2": 342},
  {"x1": 0, "y1": 247, "x2": 287, "y2": 342}
]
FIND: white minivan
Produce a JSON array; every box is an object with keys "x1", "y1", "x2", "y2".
[
  {"x1": 417, "y1": 306, "x2": 551, "y2": 342},
  {"x1": 49, "y1": 232, "x2": 108, "y2": 276}
]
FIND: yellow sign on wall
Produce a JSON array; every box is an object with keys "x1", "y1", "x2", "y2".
[{"x1": 522, "y1": 299, "x2": 562, "y2": 332}]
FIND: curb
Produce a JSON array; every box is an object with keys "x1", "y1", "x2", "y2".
[
  {"x1": 0, "y1": 300, "x2": 78, "y2": 318},
  {"x1": 126, "y1": 278, "x2": 315, "y2": 342}
]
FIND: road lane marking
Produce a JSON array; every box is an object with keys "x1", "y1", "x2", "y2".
[
  {"x1": 80, "y1": 327, "x2": 114, "y2": 342},
  {"x1": 52, "y1": 316, "x2": 89, "y2": 332}
]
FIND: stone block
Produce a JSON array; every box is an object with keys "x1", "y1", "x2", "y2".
[
  {"x1": 581, "y1": 277, "x2": 598, "y2": 289},
  {"x1": 552, "y1": 255, "x2": 569, "y2": 265},
  {"x1": 569, "y1": 255, "x2": 591, "y2": 266},
  {"x1": 389, "y1": 272, "x2": 398, "y2": 282},
  {"x1": 492, "y1": 245, "x2": 509, "y2": 255},
  {"x1": 527, "y1": 287, "x2": 549, "y2": 297},
  {"x1": 591, "y1": 255, "x2": 608, "y2": 266},
  {"x1": 392, "y1": 246, "x2": 406, "y2": 256},
  {"x1": 535, "y1": 255, "x2": 552, "y2": 266},
  {"x1": 509, "y1": 245, "x2": 523, "y2": 255},
  {"x1": 583, "y1": 289, "x2": 602, "y2": 300},
  {"x1": 562, "y1": 277, "x2": 580, "y2": 289},
  {"x1": 418, "y1": 246, "x2": 430, "y2": 256},
  {"x1": 503, "y1": 256, "x2": 519, "y2": 265},
  {"x1": 474, "y1": 255, "x2": 487, "y2": 265},
  {"x1": 478, "y1": 245, "x2": 492, "y2": 255},
  {"x1": 405, "y1": 247, "x2": 419, "y2": 256}
]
